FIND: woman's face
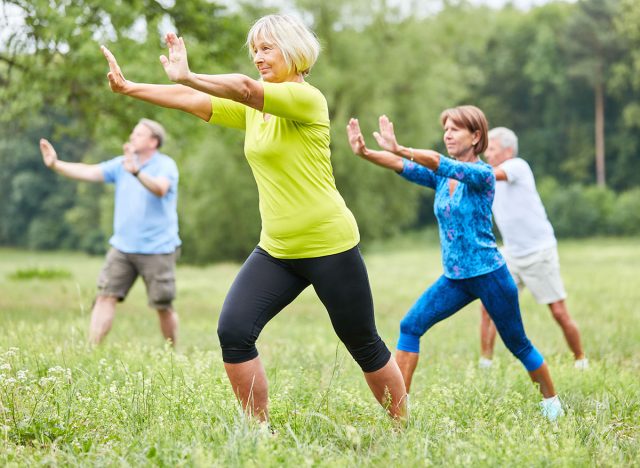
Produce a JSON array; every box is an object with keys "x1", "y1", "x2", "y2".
[
  {"x1": 252, "y1": 37, "x2": 297, "y2": 83},
  {"x1": 442, "y1": 118, "x2": 478, "y2": 159}
]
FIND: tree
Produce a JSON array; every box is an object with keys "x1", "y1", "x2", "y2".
[{"x1": 564, "y1": 0, "x2": 624, "y2": 187}]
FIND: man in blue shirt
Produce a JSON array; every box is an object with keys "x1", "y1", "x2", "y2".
[{"x1": 39, "y1": 119, "x2": 181, "y2": 345}]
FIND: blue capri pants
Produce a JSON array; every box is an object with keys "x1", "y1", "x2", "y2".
[{"x1": 397, "y1": 264, "x2": 544, "y2": 371}]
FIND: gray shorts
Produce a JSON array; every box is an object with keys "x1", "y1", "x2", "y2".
[
  {"x1": 97, "y1": 247, "x2": 180, "y2": 309},
  {"x1": 502, "y1": 246, "x2": 567, "y2": 305}
]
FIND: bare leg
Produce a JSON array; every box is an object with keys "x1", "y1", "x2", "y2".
[
  {"x1": 223, "y1": 356, "x2": 269, "y2": 422},
  {"x1": 528, "y1": 362, "x2": 556, "y2": 398},
  {"x1": 548, "y1": 300, "x2": 584, "y2": 360},
  {"x1": 156, "y1": 307, "x2": 178, "y2": 346},
  {"x1": 363, "y1": 357, "x2": 407, "y2": 419},
  {"x1": 395, "y1": 350, "x2": 420, "y2": 394},
  {"x1": 480, "y1": 304, "x2": 497, "y2": 359},
  {"x1": 89, "y1": 295, "x2": 118, "y2": 345}
]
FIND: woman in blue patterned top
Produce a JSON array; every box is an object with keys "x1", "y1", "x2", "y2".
[{"x1": 347, "y1": 106, "x2": 563, "y2": 421}]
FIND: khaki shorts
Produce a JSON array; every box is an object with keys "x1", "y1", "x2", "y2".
[
  {"x1": 97, "y1": 247, "x2": 180, "y2": 309},
  {"x1": 502, "y1": 246, "x2": 567, "y2": 305}
]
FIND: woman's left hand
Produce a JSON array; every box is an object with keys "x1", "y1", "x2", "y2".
[
  {"x1": 347, "y1": 118, "x2": 368, "y2": 156},
  {"x1": 160, "y1": 33, "x2": 191, "y2": 83},
  {"x1": 373, "y1": 115, "x2": 401, "y2": 153}
]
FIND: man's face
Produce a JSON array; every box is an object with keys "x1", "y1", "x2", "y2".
[
  {"x1": 484, "y1": 138, "x2": 512, "y2": 167},
  {"x1": 129, "y1": 124, "x2": 158, "y2": 153}
]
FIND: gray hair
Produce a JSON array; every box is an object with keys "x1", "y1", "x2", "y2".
[
  {"x1": 488, "y1": 127, "x2": 518, "y2": 157},
  {"x1": 246, "y1": 15, "x2": 320, "y2": 76},
  {"x1": 138, "y1": 118, "x2": 166, "y2": 148}
]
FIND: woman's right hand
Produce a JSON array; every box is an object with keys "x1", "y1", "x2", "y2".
[
  {"x1": 159, "y1": 33, "x2": 191, "y2": 83},
  {"x1": 39, "y1": 138, "x2": 58, "y2": 169},
  {"x1": 101, "y1": 45, "x2": 131, "y2": 94},
  {"x1": 373, "y1": 115, "x2": 401, "y2": 153},
  {"x1": 347, "y1": 118, "x2": 368, "y2": 156}
]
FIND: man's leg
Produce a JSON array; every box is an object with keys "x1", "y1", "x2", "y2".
[
  {"x1": 548, "y1": 300, "x2": 585, "y2": 360},
  {"x1": 89, "y1": 295, "x2": 118, "y2": 345},
  {"x1": 137, "y1": 250, "x2": 180, "y2": 344},
  {"x1": 157, "y1": 306, "x2": 178, "y2": 346},
  {"x1": 479, "y1": 303, "x2": 497, "y2": 361},
  {"x1": 92, "y1": 248, "x2": 137, "y2": 345}
]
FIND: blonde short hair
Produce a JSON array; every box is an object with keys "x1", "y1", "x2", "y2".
[
  {"x1": 138, "y1": 118, "x2": 166, "y2": 148},
  {"x1": 246, "y1": 15, "x2": 320, "y2": 76},
  {"x1": 439, "y1": 105, "x2": 489, "y2": 156}
]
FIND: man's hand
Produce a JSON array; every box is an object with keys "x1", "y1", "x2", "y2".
[
  {"x1": 122, "y1": 143, "x2": 140, "y2": 175},
  {"x1": 101, "y1": 45, "x2": 131, "y2": 94},
  {"x1": 159, "y1": 33, "x2": 191, "y2": 83},
  {"x1": 347, "y1": 118, "x2": 368, "y2": 156},
  {"x1": 39, "y1": 138, "x2": 58, "y2": 169},
  {"x1": 373, "y1": 115, "x2": 401, "y2": 153}
]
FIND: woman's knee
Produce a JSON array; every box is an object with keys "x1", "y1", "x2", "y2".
[
  {"x1": 400, "y1": 313, "x2": 424, "y2": 337},
  {"x1": 217, "y1": 313, "x2": 258, "y2": 363},
  {"x1": 342, "y1": 337, "x2": 391, "y2": 373}
]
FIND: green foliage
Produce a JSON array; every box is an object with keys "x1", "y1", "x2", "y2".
[
  {"x1": 1, "y1": 0, "x2": 640, "y2": 261},
  {"x1": 609, "y1": 188, "x2": 640, "y2": 235},
  {"x1": 7, "y1": 266, "x2": 72, "y2": 280}
]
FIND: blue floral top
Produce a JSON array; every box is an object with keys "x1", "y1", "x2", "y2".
[{"x1": 399, "y1": 156, "x2": 504, "y2": 279}]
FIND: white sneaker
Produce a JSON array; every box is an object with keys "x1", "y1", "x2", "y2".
[
  {"x1": 478, "y1": 357, "x2": 493, "y2": 369},
  {"x1": 540, "y1": 395, "x2": 564, "y2": 422},
  {"x1": 574, "y1": 358, "x2": 589, "y2": 370}
]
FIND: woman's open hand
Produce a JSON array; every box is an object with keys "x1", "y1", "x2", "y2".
[
  {"x1": 373, "y1": 115, "x2": 401, "y2": 153},
  {"x1": 159, "y1": 33, "x2": 191, "y2": 83},
  {"x1": 347, "y1": 118, "x2": 368, "y2": 156},
  {"x1": 101, "y1": 45, "x2": 131, "y2": 94}
]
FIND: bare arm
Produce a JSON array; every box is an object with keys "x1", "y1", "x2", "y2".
[
  {"x1": 121, "y1": 143, "x2": 171, "y2": 197},
  {"x1": 101, "y1": 45, "x2": 212, "y2": 121},
  {"x1": 39, "y1": 139, "x2": 104, "y2": 182},
  {"x1": 347, "y1": 119, "x2": 403, "y2": 171},
  {"x1": 159, "y1": 33, "x2": 264, "y2": 112},
  {"x1": 494, "y1": 167, "x2": 508, "y2": 181},
  {"x1": 373, "y1": 115, "x2": 441, "y2": 171}
]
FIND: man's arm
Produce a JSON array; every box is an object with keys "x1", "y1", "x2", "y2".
[
  {"x1": 133, "y1": 172, "x2": 171, "y2": 197},
  {"x1": 494, "y1": 167, "x2": 508, "y2": 181},
  {"x1": 39, "y1": 139, "x2": 104, "y2": 182},
  {"x1": 122, "y1": 143, "x2": 171, "y2": 197}
]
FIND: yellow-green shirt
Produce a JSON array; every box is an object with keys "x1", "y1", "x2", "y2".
[{"x1": 209, "y1": 81, "x2": 359, "y2": 258}]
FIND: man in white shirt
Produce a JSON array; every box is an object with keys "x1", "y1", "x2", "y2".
[{"x1": 479, "y1": 127, "x2": 587, "y2": 369}]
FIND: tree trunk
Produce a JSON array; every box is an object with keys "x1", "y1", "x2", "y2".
[{"x1": 594, "y1": 78, "x2": 606, "y2": 187}]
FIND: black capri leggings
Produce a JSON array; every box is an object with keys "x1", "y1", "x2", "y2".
[{"x1": 217, "y1": 245, "x2": 391, "y2": 373}]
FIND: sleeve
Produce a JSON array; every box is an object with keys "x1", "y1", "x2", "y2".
[
  {"x1": 397, "y1": 159, "x2": 437, "y2": 189},
  {"x1": 262, "y1": 82, "x2": 327, "y2": 124},
  {"x1": 500, "y1": 158, "x2": 527, "y2": 184},
  {"x1": 99, "y1": 156, "x2": 123, "y2": 184},
  {"x1": 208, "y1": 96, "x2": 247, "y2": 130},
  {"x1": 158, "y1": 157, "x2": 179, "y2": 191},
  {"x1": 435, "y1": 155, "x2": 494, "y2": 191}
]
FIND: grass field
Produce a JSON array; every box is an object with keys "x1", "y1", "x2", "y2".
[{"x1": 1, "y1": 235, "x2": 638, "y2": 466}]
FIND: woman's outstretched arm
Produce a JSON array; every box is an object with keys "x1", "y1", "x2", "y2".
[
  {"x1": 101, "y1": 45, "x2": 212, "y2": 121},
  {"x1": 159, "y1": 33, "x2": 264, "y2": 112},
  {"x1": 347, "y1": 118, "x2": 403, "y2": 171}
]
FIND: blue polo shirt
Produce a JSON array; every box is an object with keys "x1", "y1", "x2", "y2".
[
  {"x1": 100, "y1": 152, "x2": 181, "y2": 254},
  {"x1": 399, "y1": 156, "x2": 504, "y2": 279}
]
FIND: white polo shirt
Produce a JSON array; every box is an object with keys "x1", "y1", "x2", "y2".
[{"x1": 493, "y1": 157, "x2": 556, "y2": 258}]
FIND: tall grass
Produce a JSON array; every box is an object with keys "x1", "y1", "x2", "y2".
[{"x1": 0, "y1": 237, "x2": 638, "y2": 465}]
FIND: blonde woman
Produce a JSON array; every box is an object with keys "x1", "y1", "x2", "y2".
[{"x1": 101, "y1": 14, "x2": 406, "y2": 422}]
